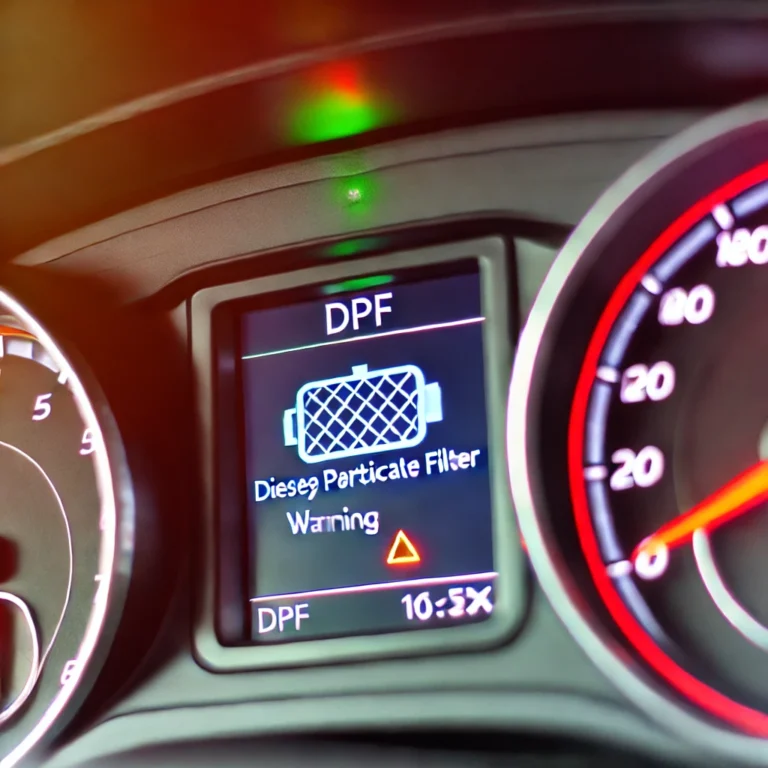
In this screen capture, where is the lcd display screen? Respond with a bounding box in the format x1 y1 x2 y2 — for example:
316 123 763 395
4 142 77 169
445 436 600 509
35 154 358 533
239 269 497 643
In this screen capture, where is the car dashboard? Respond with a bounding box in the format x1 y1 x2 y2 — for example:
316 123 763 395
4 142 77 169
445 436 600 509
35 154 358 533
4 3 768 766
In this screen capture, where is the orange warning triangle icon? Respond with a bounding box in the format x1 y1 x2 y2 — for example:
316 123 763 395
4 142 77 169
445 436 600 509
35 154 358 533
386 529 421 565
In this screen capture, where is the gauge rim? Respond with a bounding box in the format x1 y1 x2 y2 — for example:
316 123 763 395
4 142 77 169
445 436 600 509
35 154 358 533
507 97 768 762
0 289 134 768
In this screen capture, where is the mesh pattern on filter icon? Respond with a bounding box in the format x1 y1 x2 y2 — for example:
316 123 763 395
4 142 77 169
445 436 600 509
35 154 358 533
284 364 443 464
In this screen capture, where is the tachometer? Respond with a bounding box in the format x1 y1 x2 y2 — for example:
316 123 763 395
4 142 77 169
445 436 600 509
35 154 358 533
509 99 768 759
0 294 131 765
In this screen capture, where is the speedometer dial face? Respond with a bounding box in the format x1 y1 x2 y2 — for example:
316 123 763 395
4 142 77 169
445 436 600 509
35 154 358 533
0 293 130 765
571 162 768 734
509 100 768 754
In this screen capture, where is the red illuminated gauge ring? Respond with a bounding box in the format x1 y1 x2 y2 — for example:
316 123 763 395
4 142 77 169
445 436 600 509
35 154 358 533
569 159 768 735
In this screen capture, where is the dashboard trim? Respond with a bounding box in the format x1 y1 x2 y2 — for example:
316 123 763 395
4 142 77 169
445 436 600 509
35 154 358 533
45 690 694 768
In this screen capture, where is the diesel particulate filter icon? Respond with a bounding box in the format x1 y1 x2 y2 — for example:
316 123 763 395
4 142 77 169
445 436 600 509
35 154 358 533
283 364 443 464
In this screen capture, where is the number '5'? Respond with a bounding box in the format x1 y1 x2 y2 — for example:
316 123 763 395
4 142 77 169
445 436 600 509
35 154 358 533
32 393 52 421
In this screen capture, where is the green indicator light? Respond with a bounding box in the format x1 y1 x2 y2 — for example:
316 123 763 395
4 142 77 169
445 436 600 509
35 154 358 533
290 93 385 144
322 236 388 259
322 275 395 296
331 174 379 218
346 187 363 204
286 62 393 146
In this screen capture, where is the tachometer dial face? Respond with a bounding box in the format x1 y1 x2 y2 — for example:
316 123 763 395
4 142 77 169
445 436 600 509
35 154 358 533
509 100 768 755
0 297 131 765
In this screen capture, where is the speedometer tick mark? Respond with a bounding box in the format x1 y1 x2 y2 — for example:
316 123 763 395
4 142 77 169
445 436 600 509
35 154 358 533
583 465 608 481
607 560 633 578
596 366 619 384
641 274 662 295
712 203 734 230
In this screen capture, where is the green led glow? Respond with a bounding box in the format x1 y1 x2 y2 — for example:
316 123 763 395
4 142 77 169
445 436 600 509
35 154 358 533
322 236 388 258
321 275 395 296
331 174 379 218
288 91 388 144
286 62 393 145
346 187 363 203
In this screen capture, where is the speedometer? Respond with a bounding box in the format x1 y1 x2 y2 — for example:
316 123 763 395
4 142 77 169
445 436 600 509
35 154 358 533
0 292 131 765
571 162 768 733
509 99 768 759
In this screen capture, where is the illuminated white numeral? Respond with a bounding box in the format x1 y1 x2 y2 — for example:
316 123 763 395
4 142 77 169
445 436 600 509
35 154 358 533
610 446 664 491
32 393 52 421
401 591 434 621
716 226 768 267
93 573 108 606
635 541 669 580
80 428 95 455
684 284 716 324
620 362 675 403
413 591 433 620
658 288 685 325
447 587 466 618
60 659 80 686
658 284 714 326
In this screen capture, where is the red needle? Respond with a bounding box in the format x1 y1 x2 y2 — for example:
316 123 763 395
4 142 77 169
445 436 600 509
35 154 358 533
632 460 768 565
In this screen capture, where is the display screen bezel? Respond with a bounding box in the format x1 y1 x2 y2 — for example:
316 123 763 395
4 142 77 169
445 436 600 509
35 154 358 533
191 237 524 670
